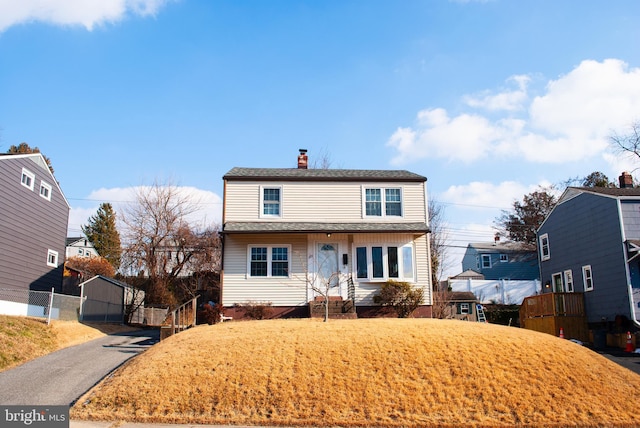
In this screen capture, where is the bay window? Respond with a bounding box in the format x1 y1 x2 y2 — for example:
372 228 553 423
355 244 415 281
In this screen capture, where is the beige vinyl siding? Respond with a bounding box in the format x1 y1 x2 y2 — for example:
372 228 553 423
224 181 427 223
222 234 309 306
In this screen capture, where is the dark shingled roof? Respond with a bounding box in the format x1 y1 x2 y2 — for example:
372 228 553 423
223 167 427 182
570 186 640 197
223 221 429 234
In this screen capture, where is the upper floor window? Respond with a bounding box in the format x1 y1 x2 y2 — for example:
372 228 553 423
364 187 402 217
582 265 593 291
355 244 414 281
248 245 290 277
21 168 35 191
261 187 281 217
500 254 508 262
39 181 52 201
481 254 491 269
47 249 59 267
539 234 550 261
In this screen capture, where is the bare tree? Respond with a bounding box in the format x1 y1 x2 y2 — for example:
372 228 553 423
297 251 344 322
610 121 640 165
120 181 221 306
431 289 453 319
429 198 452 289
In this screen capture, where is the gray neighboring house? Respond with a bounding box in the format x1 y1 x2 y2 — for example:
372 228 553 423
461 240 539 280
0 153 70 293
79 275 145 323
537 172 640 329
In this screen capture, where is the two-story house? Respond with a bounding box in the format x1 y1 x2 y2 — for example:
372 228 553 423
537 172 640 329
220 150 431 319
66 237 100 259
0 153 70 294
461 239 539 280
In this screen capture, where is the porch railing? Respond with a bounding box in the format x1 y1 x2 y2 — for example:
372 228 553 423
520 292 585 318
161 296 198 340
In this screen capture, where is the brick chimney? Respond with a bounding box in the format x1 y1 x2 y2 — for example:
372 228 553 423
297 149 308 169
619 171 633 188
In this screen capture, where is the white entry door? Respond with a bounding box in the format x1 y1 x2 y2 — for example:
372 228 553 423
317 243 340 296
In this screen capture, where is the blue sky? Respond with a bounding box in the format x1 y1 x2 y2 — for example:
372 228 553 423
1 0 639 278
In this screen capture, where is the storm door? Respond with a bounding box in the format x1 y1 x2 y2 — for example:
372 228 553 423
317 243 340 296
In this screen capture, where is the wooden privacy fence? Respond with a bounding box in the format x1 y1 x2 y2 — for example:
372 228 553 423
520 293 589 342
160 296 198 341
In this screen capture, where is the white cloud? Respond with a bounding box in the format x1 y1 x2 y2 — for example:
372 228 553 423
464 74 530 112
387 59 640 165
0 0 173 32
439 180 529 210
67 185 223 237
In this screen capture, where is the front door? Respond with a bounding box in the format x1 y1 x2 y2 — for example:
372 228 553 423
317 243 340 296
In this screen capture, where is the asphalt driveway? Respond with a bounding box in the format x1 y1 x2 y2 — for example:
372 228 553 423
0 328 159 406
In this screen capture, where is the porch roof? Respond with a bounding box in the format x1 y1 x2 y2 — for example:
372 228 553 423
222 221 429 234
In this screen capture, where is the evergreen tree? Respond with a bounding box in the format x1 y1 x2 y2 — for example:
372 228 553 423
82 203 122 270
6 142 54 173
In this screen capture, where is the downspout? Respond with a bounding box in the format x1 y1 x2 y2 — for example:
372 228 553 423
617 198 640 328
220 178 227 308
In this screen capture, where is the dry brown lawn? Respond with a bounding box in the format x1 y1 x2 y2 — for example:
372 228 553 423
72 318 640 427
0 315 138 372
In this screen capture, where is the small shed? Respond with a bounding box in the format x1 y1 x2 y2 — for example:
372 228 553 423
79 275 144 323
447 291 480 321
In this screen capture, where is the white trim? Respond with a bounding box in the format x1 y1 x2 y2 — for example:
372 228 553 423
21 168 35 191
481 254 492 269
582 265 593 291
259 185 282 218
246 244 291 278
362 186 404 218
354 243 415 282
539 233 550 261
552 272 563 292
47 249 59 267
39 180 52 201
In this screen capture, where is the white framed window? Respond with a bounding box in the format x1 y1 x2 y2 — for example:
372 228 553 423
21 168 35 191
363 187 403 217
564 269 574 293
459 303 470 315
539 234 550 261
47 249 59 267
481 254 492 269
500 254 508 262
582 265 593 291
247 245 290 277
260 186 282 218
355 244 414 281
39 181 52 201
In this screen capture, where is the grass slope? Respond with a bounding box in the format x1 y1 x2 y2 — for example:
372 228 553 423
0 315 136 372
72 319 640 428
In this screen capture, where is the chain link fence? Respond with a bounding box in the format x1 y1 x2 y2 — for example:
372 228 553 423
0 288 83 322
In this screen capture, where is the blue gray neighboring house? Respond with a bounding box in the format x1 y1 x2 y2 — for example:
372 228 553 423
537 172 640 329
461 240 539 280
0 153 70 293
